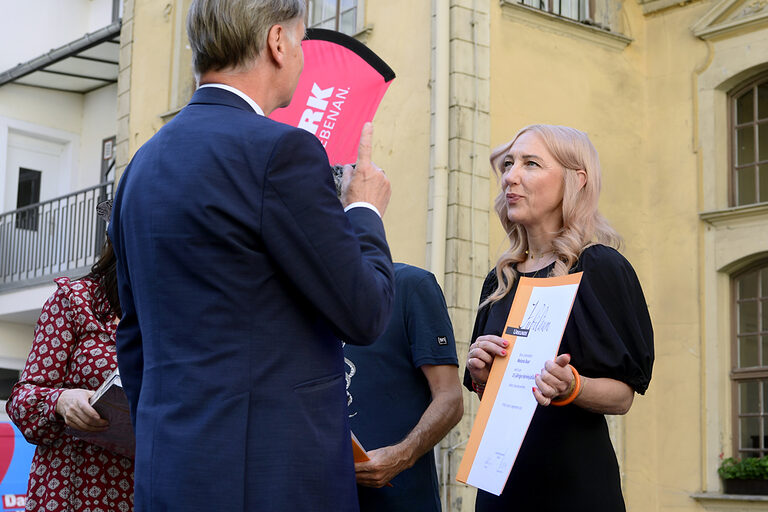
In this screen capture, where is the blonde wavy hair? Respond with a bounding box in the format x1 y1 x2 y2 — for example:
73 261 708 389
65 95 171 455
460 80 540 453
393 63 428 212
481 124 621 308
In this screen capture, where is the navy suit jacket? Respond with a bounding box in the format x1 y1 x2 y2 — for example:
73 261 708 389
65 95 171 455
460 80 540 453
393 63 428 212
108 87 394 511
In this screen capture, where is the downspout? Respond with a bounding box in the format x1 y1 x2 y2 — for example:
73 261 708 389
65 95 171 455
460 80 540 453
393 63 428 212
430 0 450 288
433 1 452 508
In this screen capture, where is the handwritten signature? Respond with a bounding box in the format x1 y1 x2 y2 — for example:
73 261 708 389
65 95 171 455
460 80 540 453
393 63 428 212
521 300 552 333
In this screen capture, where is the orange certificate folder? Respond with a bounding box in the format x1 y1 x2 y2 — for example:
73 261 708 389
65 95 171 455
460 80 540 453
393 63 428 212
351 431 370 463
456 273 582 495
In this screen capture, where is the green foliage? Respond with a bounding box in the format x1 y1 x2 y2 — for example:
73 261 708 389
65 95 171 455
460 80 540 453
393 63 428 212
719 456 768 480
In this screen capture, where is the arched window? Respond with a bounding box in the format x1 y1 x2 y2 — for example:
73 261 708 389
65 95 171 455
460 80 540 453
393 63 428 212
733 262 768 458
730 74 768 206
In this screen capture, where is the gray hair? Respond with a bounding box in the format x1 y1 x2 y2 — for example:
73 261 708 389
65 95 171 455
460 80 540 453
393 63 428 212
187 0 305 76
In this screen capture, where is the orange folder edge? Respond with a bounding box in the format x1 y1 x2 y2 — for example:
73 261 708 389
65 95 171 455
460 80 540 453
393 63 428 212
351 431 370 463
351 431 394 487
456 272 583 485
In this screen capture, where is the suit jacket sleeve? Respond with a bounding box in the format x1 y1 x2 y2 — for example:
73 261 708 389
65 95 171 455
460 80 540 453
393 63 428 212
260 129 394 345
108 198 144 423
114 272 143 422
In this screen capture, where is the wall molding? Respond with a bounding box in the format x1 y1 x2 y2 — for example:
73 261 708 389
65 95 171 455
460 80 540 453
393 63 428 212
692 0 768 39
636 0 697 15
500 0 632 50
700 202 768 226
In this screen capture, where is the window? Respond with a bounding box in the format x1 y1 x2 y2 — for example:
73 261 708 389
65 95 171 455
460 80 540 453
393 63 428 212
732 263 768 458
306 0 358 35
731 74 768 206
0 367 21 422
0 368 20 402
517 0 594 24
15 167 41 231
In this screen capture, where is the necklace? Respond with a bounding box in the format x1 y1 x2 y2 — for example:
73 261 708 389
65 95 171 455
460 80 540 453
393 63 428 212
518 253 557 277
525 249 554 260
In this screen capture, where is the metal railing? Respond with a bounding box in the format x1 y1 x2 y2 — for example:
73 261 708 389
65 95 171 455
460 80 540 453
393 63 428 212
0 182 113 290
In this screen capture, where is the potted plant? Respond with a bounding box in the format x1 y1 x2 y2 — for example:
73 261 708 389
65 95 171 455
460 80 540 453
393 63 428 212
718 456 768 495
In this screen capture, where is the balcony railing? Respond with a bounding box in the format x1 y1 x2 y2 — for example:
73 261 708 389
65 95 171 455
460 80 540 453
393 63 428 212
0 182 113 291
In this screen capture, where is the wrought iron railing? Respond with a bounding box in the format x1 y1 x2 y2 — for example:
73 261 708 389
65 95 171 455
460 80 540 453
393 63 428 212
0 182 113 290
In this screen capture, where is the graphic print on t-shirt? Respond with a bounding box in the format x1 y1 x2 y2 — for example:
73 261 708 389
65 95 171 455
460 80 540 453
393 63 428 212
341 341 358 417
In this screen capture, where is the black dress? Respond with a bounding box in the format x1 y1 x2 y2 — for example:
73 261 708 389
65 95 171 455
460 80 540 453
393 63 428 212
463 245 654 512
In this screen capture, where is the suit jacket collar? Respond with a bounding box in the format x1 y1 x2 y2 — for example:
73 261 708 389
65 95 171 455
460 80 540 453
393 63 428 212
187 86 257 113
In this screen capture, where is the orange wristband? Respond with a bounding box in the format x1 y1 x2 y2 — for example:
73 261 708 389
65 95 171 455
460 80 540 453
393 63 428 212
551 365 581 406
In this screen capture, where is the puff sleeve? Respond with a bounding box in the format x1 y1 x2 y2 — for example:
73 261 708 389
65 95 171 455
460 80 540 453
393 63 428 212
565 245 654 394
462 247 654 395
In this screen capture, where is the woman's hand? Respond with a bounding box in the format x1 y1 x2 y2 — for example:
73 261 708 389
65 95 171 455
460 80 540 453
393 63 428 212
466 335 509 387
55 389 109 432
533 353 574 406
532 354 637 413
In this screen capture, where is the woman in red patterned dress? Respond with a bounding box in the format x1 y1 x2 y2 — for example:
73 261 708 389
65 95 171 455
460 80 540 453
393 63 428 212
6 237 134 512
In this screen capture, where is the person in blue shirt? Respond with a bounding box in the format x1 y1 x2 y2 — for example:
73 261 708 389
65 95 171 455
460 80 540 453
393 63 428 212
343 263 464 512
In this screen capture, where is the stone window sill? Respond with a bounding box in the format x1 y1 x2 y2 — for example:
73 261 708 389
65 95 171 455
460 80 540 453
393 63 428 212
352 25 373 44
159 106 183 122
499 0 632 51
692 492 768 511
700 202 768 227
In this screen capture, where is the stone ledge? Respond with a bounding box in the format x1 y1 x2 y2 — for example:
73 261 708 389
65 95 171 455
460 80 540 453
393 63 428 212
352 25 373 45
636 0 697 15
499 0 632 51
699 202 768 226
159 106 183 122
692 492 768 511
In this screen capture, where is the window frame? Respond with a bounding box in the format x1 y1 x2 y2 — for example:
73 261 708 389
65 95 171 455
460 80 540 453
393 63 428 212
729 73 768 207
516 0 595 25
304 0 364 36
731 260 768 459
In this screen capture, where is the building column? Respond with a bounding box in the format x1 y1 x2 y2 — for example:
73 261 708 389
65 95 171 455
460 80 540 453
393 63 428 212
432 0 491 510
115 0 134 178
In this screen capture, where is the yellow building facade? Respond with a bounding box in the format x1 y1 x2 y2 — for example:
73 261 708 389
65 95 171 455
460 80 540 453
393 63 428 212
117 0 768 510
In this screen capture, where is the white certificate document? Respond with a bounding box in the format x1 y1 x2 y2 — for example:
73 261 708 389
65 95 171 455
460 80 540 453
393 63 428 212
457 273 582 496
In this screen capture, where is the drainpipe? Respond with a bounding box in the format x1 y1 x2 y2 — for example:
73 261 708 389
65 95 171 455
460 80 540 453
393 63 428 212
430 0 450 288
433 1 451 508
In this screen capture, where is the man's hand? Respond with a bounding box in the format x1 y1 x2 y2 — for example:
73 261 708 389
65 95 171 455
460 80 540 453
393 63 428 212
354 444 411 488
341 122 391 215
55 389 109 432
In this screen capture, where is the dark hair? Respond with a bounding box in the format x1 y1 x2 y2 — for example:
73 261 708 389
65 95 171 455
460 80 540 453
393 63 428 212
87 238 122 318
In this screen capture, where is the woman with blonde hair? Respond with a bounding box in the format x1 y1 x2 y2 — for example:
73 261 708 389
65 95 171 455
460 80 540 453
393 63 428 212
464 124 654 511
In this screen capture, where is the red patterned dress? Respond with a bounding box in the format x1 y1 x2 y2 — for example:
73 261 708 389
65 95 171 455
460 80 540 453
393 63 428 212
6 277 134 512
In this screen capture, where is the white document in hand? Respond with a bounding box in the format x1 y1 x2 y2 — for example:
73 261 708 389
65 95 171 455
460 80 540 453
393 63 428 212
456 273 582 495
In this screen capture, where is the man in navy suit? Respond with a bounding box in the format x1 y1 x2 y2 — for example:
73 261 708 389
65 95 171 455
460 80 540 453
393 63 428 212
108 1 394 510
